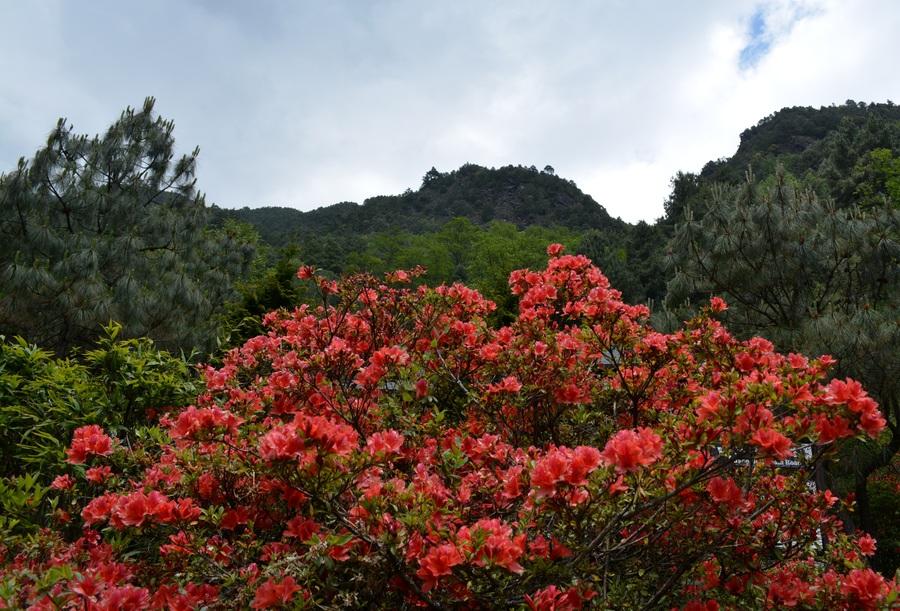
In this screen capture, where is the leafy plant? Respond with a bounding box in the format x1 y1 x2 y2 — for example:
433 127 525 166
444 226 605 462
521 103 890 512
1 249 895 609
0 325 197 478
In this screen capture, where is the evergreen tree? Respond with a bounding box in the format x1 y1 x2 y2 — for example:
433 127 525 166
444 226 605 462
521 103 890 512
666 169 900 560
817 111 900 207
0 98 253 354
662 171 702 224
578 222 667 305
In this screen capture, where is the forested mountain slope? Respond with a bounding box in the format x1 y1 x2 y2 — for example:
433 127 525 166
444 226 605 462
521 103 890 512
665 101 900 221
220 102 900 248
214 101 899 314
702 100 900 183
213 163 624 246
664 102 900 575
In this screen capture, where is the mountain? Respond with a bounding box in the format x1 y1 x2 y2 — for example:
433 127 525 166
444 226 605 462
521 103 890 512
700 100 900 183
212 163 624 247
215 101 899 312
665 100 900 222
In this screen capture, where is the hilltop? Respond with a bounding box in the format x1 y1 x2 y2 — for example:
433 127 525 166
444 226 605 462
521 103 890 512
702 100 900 183
665 100 900 221
213 163 624 247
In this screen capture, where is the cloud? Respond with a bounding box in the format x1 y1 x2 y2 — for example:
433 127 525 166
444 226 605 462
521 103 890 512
739 1 821 69
0 0 898 223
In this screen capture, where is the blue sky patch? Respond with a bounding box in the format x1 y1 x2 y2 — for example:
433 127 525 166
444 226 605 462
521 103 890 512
739 8 771 70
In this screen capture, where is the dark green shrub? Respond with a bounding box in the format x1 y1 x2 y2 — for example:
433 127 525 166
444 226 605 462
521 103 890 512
0 325 198 478
868 466 900 577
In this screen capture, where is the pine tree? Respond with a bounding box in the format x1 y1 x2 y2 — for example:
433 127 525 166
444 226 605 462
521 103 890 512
666 168 900 545
0 98 254 354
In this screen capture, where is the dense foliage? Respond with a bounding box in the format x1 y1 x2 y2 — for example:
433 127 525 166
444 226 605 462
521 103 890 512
698 102 900 188
577 221 669 305
0 327 198 547
0 98 255 354
223 219 585 335
666 101 900 224
1 248 896 609
666 169 900 573
213 164 623 247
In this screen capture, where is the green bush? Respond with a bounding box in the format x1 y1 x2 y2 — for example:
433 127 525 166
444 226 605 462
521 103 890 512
869 467 900 577
0 325 198 479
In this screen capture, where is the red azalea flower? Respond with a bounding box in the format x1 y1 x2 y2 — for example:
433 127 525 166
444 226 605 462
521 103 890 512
814 414 853 443
367 429 405 456
51 474 75 490
85 465 113 484
81 493 118 525
546 243 565 257
417 543 464 591
707 476 742 508
599 428 663 474
841 568 887 607
283 516 320 541
250 576 303 609
415 378 429 398
487 375 523 394
709 296 728 312
66 424 113 464
750 427 793 459
858 533 877 556
115 492 151 527
566 446 602 485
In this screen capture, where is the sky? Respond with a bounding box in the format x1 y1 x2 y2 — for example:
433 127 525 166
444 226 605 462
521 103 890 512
1 1 898 223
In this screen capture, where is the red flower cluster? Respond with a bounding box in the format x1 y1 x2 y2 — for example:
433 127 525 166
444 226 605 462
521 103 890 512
599 428 663 474
842 569 889 607
525 584 595 610
259 413 359 463
825 378 886 437
457 518 527 574
51 474 75 490
706 476 742 508
251 576 305 609
486 375 523 394
531 446 603 501
65 424 113 464
85 465 113 484
750 427 793 460
366 429 404 456
416 543 464 591
168 405 244 440
82 490 200 528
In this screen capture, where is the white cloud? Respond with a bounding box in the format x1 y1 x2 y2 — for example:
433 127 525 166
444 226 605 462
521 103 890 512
0 0 898 223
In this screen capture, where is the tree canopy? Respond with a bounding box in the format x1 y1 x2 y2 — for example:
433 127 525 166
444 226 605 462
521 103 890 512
212 163 624 247
0 98 254 354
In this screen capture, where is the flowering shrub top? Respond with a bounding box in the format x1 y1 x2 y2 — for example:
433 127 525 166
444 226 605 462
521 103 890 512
2 246 896 609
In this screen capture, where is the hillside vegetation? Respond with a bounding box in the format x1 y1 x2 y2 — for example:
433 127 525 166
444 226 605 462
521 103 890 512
213 163 623 246
0 99 898 601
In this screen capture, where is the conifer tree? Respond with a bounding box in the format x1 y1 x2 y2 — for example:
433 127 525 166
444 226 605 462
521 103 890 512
666 169 900 544
0 98 253 353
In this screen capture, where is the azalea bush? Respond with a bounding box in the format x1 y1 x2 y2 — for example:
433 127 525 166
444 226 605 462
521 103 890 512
1 246 897 609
